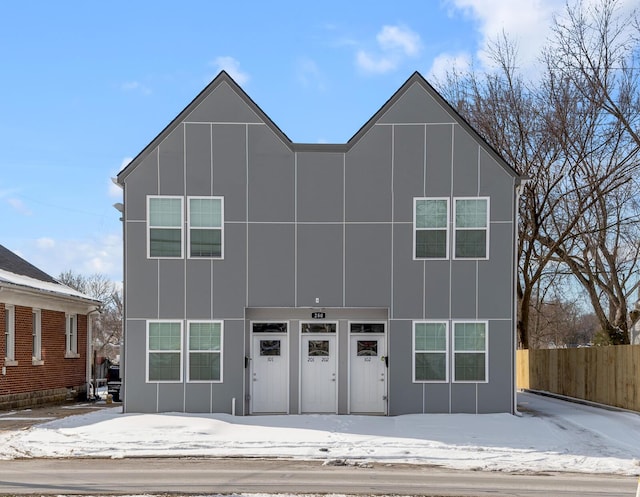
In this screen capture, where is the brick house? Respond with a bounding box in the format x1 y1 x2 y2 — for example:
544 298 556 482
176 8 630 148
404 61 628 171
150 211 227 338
0 245 101 409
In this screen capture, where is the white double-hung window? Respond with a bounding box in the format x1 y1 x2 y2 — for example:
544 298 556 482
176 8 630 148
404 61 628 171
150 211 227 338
32 309 42 363
188 321 223 382
414 198 449 259
413 321 448 382
147 321 182 382
65 314 78 358
148 196 183 258
454 198 489 259
188 197 223 258
4 305 15 364
453 321 488 382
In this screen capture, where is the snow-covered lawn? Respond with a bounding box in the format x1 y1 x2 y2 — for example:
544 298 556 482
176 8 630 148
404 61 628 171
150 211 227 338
1 392 639 475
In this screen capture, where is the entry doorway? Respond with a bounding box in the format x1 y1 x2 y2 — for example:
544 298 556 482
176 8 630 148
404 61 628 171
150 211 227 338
250 322 289 414
349 322 387 414
300 322 338 413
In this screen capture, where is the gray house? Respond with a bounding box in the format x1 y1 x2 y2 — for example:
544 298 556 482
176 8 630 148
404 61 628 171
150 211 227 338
116 71 524 415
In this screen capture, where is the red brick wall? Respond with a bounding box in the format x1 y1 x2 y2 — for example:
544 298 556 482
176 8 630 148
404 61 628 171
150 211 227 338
0 303 88 396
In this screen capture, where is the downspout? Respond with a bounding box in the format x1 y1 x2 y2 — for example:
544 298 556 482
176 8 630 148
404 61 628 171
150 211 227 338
86 308 101 401
513 177 531 415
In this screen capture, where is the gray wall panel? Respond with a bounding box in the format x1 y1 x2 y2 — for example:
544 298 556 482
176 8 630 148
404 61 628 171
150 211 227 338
297 224 343 307
185 384 213 412
211 319 245 414
478 320 513 413
480 150 514 221
125 223 158 319
248 224 295 307
345 126 392 222
425 125 452 196
379 83 454 125
345 224 391 307
158 125 185 195
450 383 477 413
123 320 158 413
186 82 262 123
394 125 425 222
158 261 185 319
185 123 212 196
297 152 343 223
424 261 451 319
126 149 158 221
157 383 186 412
186 260 213 319
452 125 479 196
478 224 513 319
424 384 451 413
450 261 478 319
213 223 246 318
248 126 294 222
213 124 246 222
393 224 424 318
387 320 422 415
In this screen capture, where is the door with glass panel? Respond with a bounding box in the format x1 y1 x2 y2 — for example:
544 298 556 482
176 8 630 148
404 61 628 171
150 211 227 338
251 322 288 414
300 322 337 413
349 322 387 414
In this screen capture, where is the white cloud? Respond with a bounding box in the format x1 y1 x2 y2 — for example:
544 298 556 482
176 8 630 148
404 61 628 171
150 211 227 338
445 0 564 69
296 58 326 91
211 56 250 85
26 235 122 282
427 52 472 82
121 81 152 95
356 24 423 75
6 197 32 216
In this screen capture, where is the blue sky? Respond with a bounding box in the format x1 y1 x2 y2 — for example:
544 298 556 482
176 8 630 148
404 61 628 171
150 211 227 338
1 0 611 282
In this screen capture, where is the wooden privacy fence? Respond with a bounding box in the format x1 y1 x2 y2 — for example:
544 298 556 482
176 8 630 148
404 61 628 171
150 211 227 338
516 345 640 412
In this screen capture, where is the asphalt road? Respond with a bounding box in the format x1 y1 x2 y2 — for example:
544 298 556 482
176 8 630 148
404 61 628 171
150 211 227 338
0 457 636 496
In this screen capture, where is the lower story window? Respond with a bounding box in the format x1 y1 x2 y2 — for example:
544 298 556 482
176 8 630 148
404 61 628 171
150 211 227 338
147 321 182 382
188 321 223 382
413 321 448 382
453 321 488 382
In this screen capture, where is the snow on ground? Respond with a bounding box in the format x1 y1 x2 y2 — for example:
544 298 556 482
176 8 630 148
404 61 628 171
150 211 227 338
1 392 639 475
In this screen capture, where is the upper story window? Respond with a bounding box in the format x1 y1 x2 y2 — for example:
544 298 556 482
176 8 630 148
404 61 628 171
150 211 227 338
454 198 489 259
148 196 183 258
414 198 449 259
188 197 223 259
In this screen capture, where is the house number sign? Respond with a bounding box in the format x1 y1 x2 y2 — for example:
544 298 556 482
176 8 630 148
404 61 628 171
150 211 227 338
311 312 326 319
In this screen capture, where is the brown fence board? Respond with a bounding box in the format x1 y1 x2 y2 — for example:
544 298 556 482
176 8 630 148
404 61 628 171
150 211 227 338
516 345 640 412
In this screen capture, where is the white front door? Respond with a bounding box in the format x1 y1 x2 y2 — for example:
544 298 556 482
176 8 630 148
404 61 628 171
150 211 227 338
251 323 289 414
300 322 337 413
349 323 387 414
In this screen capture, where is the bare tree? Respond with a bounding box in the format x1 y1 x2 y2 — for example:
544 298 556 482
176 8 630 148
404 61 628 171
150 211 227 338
58 270 123 360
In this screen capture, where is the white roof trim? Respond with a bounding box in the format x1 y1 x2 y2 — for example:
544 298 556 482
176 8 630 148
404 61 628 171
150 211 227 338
0 268 99 304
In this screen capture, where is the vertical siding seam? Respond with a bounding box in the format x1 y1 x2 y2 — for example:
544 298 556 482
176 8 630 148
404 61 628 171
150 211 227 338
210 124 215 319
294 152 298 307
183 123 187 413
391 125 394 321
449 124 454 415
245 124 249 309
343 153 346 307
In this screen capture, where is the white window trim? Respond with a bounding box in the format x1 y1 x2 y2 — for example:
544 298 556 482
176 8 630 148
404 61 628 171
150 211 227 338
413 197 450 260
147 195 184 259
65 314 79 358
187 196 224 260
32 309 43 365
146 320 183 383
187 320 224 383
452 197 490 260
452 320 489 384
412 320 449 383
4 304 17 366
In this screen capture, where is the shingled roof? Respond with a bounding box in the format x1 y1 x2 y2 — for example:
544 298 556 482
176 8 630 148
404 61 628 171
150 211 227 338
0 244 58 283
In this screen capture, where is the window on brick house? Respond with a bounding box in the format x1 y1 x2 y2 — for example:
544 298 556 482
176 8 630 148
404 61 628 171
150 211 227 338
32 309 42 363
65 314 78 358
4 305 16 364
